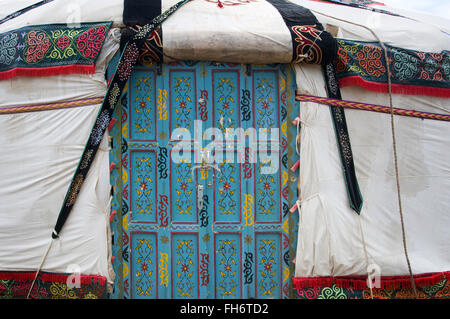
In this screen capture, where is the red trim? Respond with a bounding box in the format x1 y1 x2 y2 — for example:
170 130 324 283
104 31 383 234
293 271 450 290
0 64 96 81
339 76 450 98
0 271 107 285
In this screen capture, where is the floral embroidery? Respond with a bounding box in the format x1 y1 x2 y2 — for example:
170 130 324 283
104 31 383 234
0 23 111 80
336 39 450 97
23 30 52 63
0 33 18 65
75 26 107 59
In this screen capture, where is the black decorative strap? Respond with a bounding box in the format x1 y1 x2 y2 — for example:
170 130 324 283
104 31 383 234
323 62 363 214
0 0 54 25
265 0 337 65
52 0 192 239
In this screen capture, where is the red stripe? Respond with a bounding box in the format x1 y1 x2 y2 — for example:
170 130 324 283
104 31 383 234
339 76 450 98
0 64 96 81
293 271 450 290
0 271 107 285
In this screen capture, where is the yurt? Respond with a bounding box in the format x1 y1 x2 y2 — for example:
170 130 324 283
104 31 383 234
0 0 448 300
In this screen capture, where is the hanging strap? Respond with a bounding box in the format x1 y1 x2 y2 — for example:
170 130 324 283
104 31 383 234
323 62 363 214
52 0 192 239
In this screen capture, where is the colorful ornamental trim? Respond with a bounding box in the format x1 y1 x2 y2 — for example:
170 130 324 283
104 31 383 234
293 271 450 291
0 22 112 81
296 94 450 122
336 39 450 98
0 97 103 115
0 271 107 299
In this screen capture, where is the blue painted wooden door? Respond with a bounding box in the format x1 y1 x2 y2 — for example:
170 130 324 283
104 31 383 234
118 61 292 299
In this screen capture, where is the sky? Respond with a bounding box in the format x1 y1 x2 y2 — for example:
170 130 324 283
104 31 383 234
381 0 450 20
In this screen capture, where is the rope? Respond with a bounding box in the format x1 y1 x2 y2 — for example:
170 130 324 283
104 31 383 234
0 97 103 115
311 8 419 298
26 237 54 299
295 94 450 122
357 217 373 299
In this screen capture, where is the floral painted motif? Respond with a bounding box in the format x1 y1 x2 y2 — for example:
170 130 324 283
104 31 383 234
217 163 238 217
174 76 194 131
257 239 277 297
134 156 154 217
133 76 155 136
175 239 196 298
255 77 276 130
215 77 237 133
174 161 194 216
134 239 155 297
217 239 239 297
256 163 276 217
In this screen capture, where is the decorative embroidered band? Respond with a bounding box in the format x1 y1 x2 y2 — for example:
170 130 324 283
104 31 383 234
0 22 112 81
323 62 363 215
336 39 450 98
0 271 107 299
293 271 450 290
258 0 337 65
296 94 450 122
0 97 103 115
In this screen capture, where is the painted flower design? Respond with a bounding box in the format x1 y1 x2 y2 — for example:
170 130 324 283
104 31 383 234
181 263 190 273
0 32 18 65
141 263 148 272
224 263 232 273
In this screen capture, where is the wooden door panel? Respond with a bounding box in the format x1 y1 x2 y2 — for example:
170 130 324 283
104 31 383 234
113 61 293 299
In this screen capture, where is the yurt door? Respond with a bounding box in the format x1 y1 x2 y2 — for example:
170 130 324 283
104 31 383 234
113 61 292 299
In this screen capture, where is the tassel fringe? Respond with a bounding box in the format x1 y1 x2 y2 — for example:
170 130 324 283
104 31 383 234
339 76 450 98
0 64 96 81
